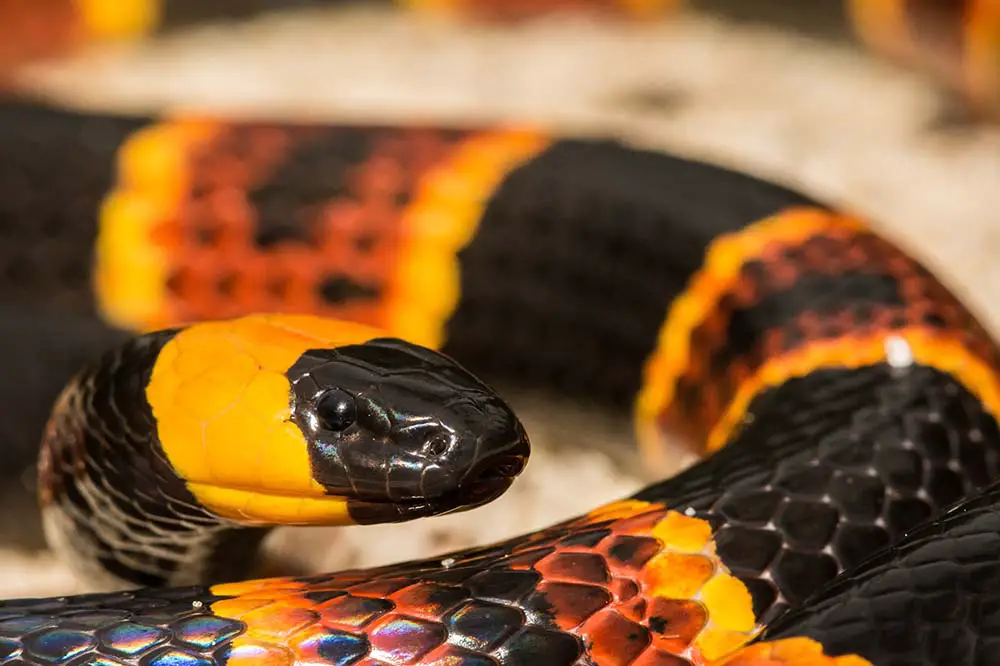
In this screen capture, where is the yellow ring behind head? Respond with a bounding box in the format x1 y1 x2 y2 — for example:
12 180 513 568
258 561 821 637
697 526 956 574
146 314 385 526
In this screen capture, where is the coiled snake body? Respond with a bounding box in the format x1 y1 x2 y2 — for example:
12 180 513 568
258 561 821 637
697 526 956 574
1 2 1000 665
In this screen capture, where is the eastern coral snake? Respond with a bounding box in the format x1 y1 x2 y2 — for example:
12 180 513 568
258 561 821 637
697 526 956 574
0 2 998 665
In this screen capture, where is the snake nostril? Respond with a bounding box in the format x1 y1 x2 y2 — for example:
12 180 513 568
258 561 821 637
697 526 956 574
426 435 450 457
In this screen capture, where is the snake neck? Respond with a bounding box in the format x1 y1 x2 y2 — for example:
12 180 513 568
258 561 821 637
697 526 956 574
37 328 270 591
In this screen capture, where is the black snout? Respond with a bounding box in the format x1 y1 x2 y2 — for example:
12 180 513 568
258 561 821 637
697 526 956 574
287 337 532 526
457 421 530 507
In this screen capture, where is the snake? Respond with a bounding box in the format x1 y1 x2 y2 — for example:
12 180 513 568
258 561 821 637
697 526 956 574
1 1 1000 665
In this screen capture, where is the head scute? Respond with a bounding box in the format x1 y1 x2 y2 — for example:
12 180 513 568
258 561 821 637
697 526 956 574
286 336 530 524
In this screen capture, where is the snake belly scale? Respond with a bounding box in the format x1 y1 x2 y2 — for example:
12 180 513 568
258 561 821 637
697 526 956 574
2 2 1000 666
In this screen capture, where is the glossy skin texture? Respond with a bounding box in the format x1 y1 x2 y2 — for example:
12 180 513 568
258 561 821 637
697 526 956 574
286 337 530 523
20 210 1000 665
2 2 1000 666
759 484 1000 664
37 316 529 589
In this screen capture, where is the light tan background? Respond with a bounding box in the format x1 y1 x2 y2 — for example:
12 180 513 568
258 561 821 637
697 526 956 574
3 4 1000 598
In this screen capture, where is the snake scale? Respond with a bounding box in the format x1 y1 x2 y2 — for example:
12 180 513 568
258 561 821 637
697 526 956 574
1 1 1000 665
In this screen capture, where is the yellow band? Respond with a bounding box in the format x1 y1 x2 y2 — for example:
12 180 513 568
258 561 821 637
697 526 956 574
146 314 385 525
94 119 222 333
385 129 551 349
633 208 862 466
702 327 1000 454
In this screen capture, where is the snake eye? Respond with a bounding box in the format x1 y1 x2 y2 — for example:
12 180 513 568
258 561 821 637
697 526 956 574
316 388 357 432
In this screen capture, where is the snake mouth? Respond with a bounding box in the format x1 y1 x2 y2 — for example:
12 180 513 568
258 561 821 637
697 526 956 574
188 450 527 526
460 454 526 505
346 453 527 525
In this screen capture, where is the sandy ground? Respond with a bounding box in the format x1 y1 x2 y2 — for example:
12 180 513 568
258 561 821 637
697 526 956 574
3 5 1000 598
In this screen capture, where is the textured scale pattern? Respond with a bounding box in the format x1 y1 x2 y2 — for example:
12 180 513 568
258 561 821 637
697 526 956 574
93 125 823 408
0 504 752 666
635 210 1000 455
672 226 1000 428
38 329 269 590
14 128 1000 664
2 2 1000 664
444 140 820 408
0 587 241 666
635 363 1000 625
761 483 1000 664
166 503 757 666
102 121 478 329
10 363 1000 666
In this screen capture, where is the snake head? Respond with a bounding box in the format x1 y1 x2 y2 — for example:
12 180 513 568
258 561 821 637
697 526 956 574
288 337 530 524
131 315 529 529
